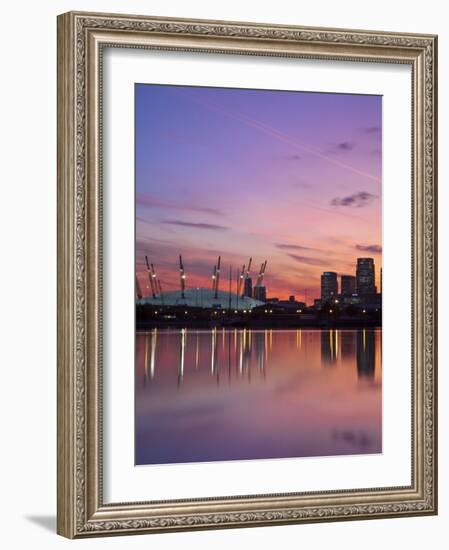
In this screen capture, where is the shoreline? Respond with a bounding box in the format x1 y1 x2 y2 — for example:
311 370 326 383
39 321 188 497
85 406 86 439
136 318 381 331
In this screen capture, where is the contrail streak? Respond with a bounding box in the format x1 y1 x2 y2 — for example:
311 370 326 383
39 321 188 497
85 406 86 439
179 88 381 184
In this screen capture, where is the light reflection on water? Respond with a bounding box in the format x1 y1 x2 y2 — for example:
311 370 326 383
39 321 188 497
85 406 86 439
135 329 382 465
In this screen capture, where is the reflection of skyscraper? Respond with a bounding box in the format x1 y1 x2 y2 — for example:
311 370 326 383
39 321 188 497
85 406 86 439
321 272 338 304
356 329 375 378
341 275 356 296
340 331 356 360
356 258 376 295
321 330 337 364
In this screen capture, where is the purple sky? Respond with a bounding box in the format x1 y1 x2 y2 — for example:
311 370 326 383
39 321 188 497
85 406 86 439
135 84 382 302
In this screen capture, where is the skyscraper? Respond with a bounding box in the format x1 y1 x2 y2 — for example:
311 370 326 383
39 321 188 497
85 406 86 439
356 258 376 295
341 275 356 296
321 272 338 304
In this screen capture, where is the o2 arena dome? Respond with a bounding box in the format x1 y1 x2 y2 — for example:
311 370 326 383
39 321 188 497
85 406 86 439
137 288 263 311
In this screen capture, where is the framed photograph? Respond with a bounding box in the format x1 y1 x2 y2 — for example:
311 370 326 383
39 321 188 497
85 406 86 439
57 11 438 538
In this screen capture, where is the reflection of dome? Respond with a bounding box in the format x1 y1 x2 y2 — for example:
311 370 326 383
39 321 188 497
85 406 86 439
137 288 263 310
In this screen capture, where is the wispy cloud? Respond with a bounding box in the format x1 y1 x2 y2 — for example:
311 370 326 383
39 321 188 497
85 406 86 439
335 141 355 151
287 254 325 266
331 191 377 208
162 220 228 231
137 193 223 216
276 243 318 252
355 244 382 254
362 126 381 134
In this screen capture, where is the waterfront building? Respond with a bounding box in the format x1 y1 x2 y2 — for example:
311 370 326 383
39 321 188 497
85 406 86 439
341 274 356 296
321 271 338 304
356 258 376 295
137 288 263 310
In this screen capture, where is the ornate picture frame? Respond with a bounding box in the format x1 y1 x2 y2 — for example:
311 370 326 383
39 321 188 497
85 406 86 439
57 11 437 538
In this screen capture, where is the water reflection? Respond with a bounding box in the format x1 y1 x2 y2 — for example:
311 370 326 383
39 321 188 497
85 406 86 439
321 329 338 365
178 328 186 386
341 330 356 360
356 329 375 378
150 329 156 379
142 329 378 384
135 329 382 465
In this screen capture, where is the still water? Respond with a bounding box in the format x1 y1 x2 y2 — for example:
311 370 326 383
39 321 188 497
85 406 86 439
135 329 382 465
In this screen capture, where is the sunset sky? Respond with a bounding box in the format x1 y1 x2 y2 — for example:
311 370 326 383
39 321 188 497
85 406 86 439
135 84 382 302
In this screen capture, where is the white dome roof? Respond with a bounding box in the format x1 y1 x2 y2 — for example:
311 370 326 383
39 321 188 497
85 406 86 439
137 288 263 310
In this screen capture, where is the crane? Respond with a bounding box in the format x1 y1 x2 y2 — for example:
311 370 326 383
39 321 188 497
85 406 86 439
145 255 156 298
150 262 158 297
255 260 267 287
246 257 252 279
179 255 186 299
242 257 252 298
211 264 217 290
237 263 245 297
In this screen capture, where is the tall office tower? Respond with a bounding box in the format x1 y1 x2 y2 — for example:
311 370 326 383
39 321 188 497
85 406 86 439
341 274 356 296
356 258 376 295
321 271 338 304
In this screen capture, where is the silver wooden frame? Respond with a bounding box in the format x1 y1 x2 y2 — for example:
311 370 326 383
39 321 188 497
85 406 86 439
57 11 438 538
